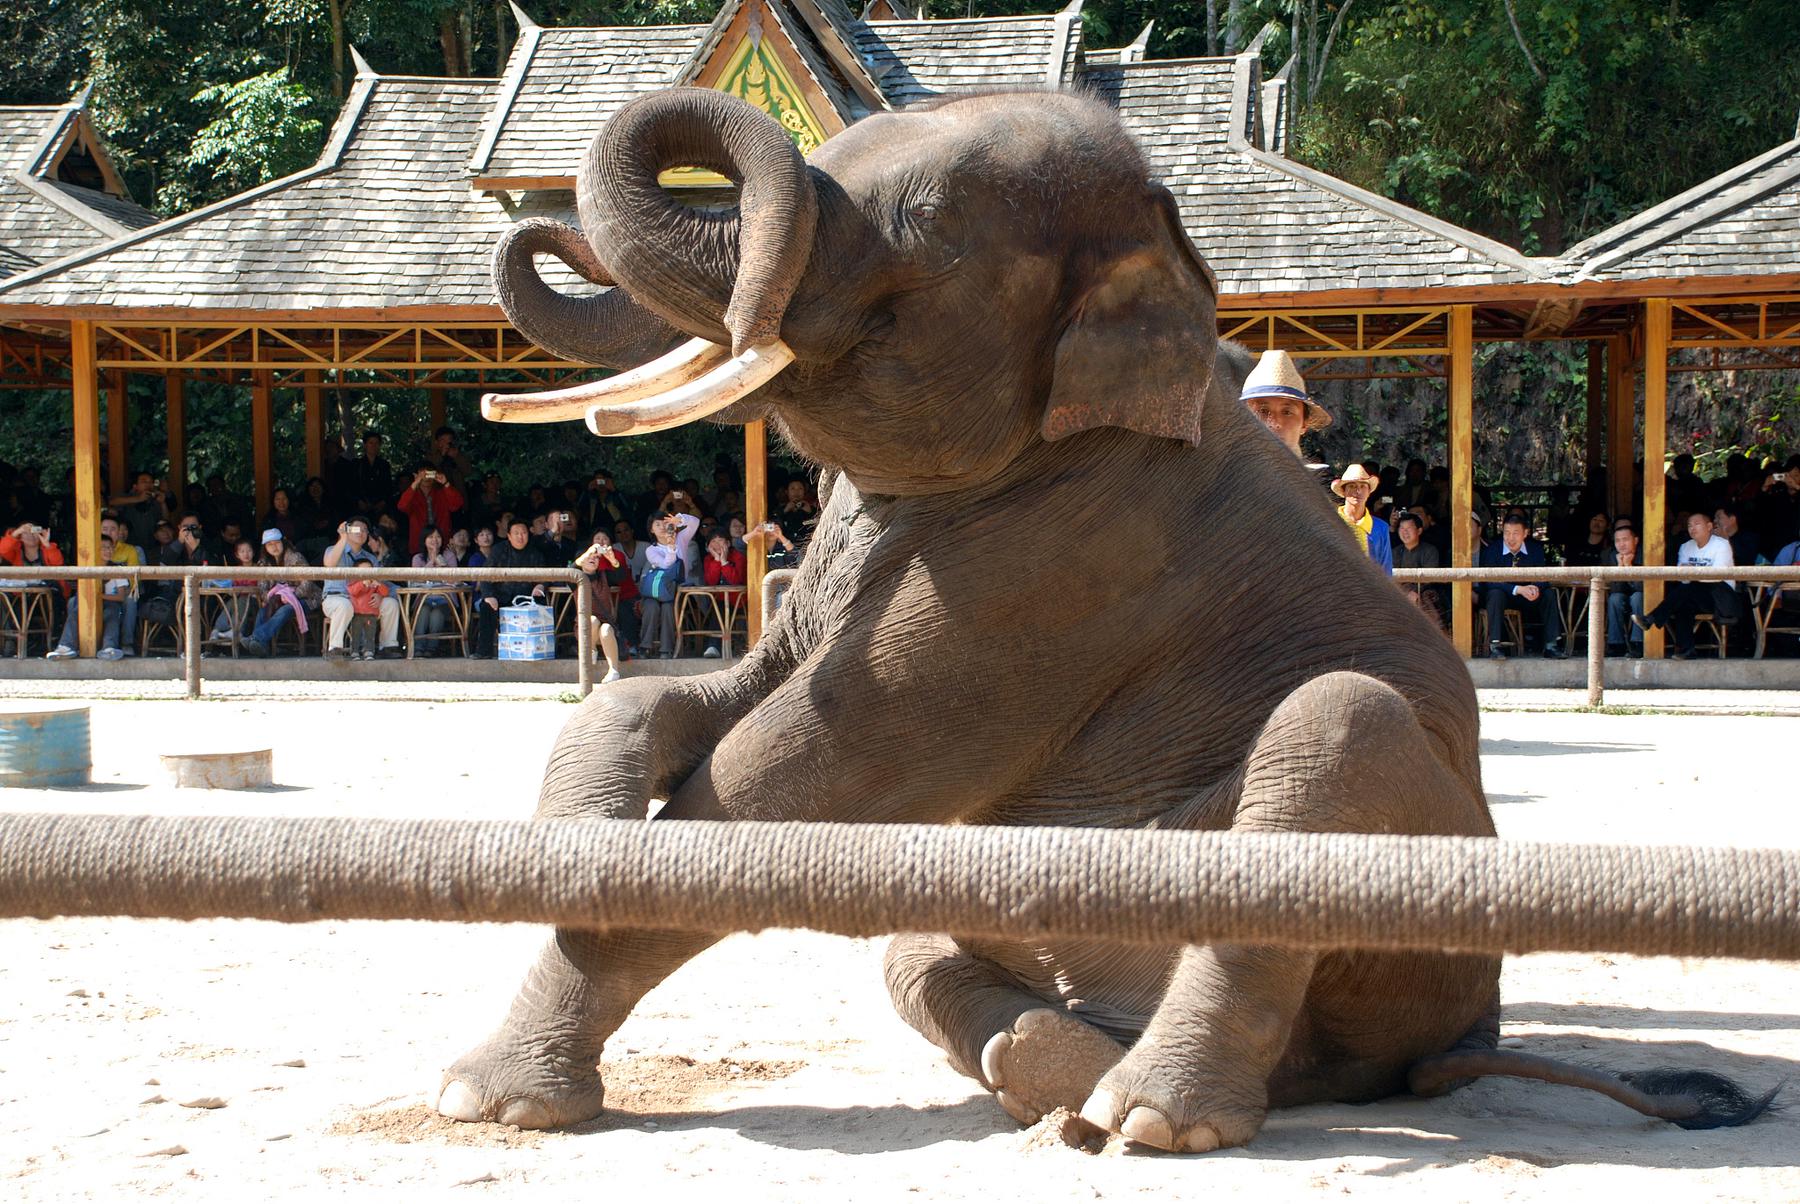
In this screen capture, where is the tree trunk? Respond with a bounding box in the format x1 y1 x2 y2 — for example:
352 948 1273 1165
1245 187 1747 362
439 8 471 78
494 0 510 72
329 0 347 100
1223 0 1245 53
1206 0 1218 55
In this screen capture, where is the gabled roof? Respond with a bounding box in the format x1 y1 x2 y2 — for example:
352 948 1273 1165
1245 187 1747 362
0 95 159 279
1560 124 1800 285
0 73 583 312
1084 56 1544 297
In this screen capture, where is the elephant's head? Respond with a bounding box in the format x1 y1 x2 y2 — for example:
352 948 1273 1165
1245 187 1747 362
486 88 1228 496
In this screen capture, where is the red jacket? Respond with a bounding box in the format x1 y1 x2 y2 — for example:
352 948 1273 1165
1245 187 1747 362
702 547 747 607
396 483 465 555
0 532 68 596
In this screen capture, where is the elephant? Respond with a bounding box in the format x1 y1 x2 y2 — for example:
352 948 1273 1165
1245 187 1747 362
439 87 1773 1149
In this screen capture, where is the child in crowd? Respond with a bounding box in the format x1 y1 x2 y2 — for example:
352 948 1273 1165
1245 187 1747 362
345 577 388 661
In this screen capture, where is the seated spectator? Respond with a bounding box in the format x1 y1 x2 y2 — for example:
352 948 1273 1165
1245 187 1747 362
573 536 625 683
776 479 817 553
1332 465 1392 575
1637 511 1739 659
637 510 698 659
608 519 642 653
700 530 747 658
397 466 464 556
1604 522 1646 659
242 528 316 657
728 514 748 553
44 533 129 660
150 517 176 557
1478 513 1565 659
1392 511 1443 629
746 518 798 569
467 525 495 567
99 513 142 654
448 527 471 564
322 517 401 659
261 487 300 545
344 577 388 660
3 520 64 579
207 539 259 643
411 525 458 655
471 517 550 659
1563 510 1611 567
538 507 579 564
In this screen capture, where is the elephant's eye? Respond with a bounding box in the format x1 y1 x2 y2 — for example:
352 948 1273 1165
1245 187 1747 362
910 203 941 222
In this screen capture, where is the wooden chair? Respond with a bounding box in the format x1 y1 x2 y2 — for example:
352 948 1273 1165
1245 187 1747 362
0 585 57 658
1476 609 1526 656
674 586 742 657
1561 586 1591 651
1754 585 1800 659
268 605 321 657
1688 612 1728 657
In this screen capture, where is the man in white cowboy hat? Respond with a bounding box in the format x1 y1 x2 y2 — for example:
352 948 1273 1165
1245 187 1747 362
1332 463 1393 575
1241 349 1333 481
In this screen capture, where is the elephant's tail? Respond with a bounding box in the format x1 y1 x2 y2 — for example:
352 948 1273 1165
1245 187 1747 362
1407 1049 1780 1130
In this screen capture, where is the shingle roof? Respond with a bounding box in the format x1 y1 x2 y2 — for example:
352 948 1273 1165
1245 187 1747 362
1 102 158 278
0 76 588 310
1560 132 1800 284
1084 57 1543 296
854 15 1067 105
477 25 707 179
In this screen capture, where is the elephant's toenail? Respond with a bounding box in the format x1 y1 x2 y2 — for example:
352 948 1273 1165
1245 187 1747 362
1182 1122 1223 1153
980 1031 1013 1089
995 1089 1039 1125
1120 1105 1175 1149
1077 1089 1118 1133
497 1097 554 1129
436 1080 483 1123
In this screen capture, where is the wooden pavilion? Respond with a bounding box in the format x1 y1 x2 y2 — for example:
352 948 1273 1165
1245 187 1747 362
2 1 1796 660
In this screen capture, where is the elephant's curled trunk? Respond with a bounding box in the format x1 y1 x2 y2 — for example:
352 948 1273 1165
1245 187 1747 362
490 218 684 369
579 88 818 355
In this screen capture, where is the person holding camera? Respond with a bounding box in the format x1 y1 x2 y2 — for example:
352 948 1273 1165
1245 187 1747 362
637 508 698 659
538 508 579 564
573 535 625 683
1 521 64 581
744 519 798 569
321 517 402 659
396 465 464 557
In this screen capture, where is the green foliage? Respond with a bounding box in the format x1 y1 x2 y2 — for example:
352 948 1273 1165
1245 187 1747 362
158 68 322 212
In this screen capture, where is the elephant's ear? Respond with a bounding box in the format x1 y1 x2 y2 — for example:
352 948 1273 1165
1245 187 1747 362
1040 185 1219 446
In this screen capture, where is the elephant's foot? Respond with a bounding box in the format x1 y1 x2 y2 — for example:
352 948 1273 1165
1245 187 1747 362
1075 1035 1269 1153
437 1032 607 1129
979 1008 1125 1126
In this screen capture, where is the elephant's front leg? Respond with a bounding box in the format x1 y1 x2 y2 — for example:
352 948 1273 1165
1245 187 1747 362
1076 671 1498 1152
437 672 773 1128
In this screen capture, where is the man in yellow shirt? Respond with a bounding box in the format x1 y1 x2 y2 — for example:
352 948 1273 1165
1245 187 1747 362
1331 465 1393 575
99 512 141 654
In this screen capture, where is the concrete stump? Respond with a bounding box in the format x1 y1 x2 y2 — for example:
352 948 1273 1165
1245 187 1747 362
0 706 91 788
160 749 274 790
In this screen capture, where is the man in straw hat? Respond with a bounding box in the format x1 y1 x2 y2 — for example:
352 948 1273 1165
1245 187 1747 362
1241 350 1333 484
1331 464 1393 575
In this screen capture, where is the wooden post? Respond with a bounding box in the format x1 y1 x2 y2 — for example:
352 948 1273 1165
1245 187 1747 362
252 370 274 520
70 321 102 657
1448 305 1474 658
744 419 768 649
1642 299 1670 659
1584 340 1604 497
105 367 128 498
429 391 447 435
164 373 186 497
304 371 324 479
1606 335 1636 524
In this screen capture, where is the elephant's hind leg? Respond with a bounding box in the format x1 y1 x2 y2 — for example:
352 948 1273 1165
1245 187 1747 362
884 935 1125 1124
1078 671 1497 1153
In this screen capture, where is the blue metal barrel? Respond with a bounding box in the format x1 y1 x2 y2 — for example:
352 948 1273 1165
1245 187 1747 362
0 707 92 788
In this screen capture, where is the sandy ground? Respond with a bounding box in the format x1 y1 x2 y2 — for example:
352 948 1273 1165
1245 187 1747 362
1 698 1797 1202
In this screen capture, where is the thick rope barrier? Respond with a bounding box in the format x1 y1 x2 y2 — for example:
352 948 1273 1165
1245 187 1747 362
1 815 1796 960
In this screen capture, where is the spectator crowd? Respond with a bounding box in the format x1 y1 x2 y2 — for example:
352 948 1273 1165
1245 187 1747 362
0 427 818 667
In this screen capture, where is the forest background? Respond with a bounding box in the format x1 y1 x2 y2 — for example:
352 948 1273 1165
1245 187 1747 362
2 0 1798 497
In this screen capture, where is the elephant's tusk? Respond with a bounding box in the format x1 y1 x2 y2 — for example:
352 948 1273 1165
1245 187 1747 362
586 340 793 437
479 336 732 423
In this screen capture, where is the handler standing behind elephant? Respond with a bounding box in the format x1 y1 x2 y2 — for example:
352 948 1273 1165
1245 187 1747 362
1240 350 1333 488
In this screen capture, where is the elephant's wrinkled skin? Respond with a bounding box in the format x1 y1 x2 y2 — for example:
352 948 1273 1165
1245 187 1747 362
439 89 1745 1150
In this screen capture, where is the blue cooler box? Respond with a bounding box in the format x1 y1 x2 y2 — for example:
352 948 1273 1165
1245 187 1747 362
498 597 555 661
